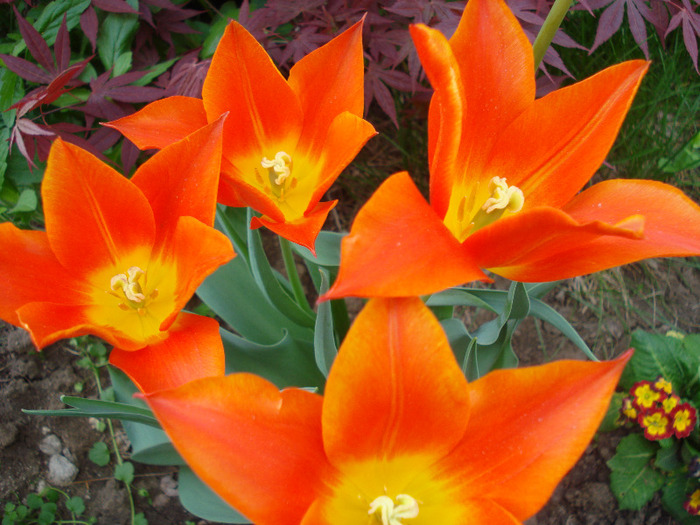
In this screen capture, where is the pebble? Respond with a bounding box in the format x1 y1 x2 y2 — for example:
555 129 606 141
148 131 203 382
160 475 178 497
39 434 62 456
47 454 78 486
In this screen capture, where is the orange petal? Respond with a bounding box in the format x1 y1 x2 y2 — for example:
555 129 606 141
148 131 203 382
163 216 235 329
409 24 464 219
561 178 700 259
323 298 470 465
322 173 487 300
491 61 649 208
439 351 631 520
306 112 377 213
463 206 647 282
142 374 329 525
43 138 155 274
105 96 208 150
109 312 224 393
446 0 534 183
131 117 225 245
288 18 365 153
251 199 336 254
0 224 86 329
203 21 303 162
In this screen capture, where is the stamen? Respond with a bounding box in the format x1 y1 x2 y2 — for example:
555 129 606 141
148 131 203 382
368 494 419 525
261 151 293 186
481 176 524 214
110 266 155 309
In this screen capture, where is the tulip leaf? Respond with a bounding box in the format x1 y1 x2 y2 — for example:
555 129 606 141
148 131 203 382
23 396 160 428
109 367 184 466
222 328 325 389
246 208 315 327
198 256 314 345
466 319 519 380
608 433 664 510
440 318 470 367
178 466 251 524
216 206 249 261
314 269 338 377
292 231 343 268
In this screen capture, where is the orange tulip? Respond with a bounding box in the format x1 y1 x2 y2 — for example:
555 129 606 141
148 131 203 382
323 0 700 299
143 297 629 524
108 20 376 252
0 120 234 366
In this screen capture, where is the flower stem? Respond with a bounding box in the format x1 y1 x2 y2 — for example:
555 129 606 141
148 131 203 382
532 0 573 70
279 236 311 310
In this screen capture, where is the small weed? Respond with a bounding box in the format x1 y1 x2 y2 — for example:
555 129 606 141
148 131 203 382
2 486 95 525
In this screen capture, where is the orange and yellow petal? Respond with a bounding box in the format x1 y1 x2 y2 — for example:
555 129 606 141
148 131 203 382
203 21 303 163
251 200 336 254
163 216 235 327
439 351 631 521
323 298 471 466
131 117 225 245
142 374 329 525
490 61 648 209
462 206 644 282
322 173 487 300
109 312 225 393
105 96 209 150
43 138 155 275
288 19 366 151
0 224 87 328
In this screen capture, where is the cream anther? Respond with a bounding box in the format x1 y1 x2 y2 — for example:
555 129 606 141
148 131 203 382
481 176 524 214
261 151 292 185
110 266 147 305
368 494 419 525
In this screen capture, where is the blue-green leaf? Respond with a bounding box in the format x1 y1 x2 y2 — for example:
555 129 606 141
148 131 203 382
178 466 251 524
314 270 337 377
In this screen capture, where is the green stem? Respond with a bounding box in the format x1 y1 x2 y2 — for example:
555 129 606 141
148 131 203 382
532 0 573 70
279 236 311 310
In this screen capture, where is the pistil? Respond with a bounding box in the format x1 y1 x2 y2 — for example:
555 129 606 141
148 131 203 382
261 151 293 185
110 266 157 311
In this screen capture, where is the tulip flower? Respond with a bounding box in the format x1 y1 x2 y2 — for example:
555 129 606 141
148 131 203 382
142 297 630 524
0 120 235 360
323 0 700 299
107 19 376 252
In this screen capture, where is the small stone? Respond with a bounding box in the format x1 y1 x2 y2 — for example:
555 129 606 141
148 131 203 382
39 434 62 456
0 422 18 449
153 493 170 508
160 475 178 497
47 454 78 486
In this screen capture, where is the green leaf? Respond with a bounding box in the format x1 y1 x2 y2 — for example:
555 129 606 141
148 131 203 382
132 59 177 86
200 3 240 58
26 494 42 510
314 270 337 377
620 330 694 392
440 318 471 367
24 396 160 428
33 0 90 47
598 392 624 432
466 319 519 380
114 461 134 485
9 189 37 213
88 441 110 467
198 256 313 345
661 474 700 525
97 13 139 71
222 328 325 389
178 466 251 524
655 440 683 472
292 231 343 268
246 209 315 327
608 433 664 509
113 51 133 77
133 513 148 525
65 496 85 516
109 367 184 466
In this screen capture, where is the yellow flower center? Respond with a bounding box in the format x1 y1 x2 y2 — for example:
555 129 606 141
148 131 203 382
449 176 524 241
368 494 419 525
109 266 158 312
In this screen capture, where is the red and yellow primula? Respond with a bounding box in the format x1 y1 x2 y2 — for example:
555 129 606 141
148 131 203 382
0 121 234 389
323 0 700 299
108 19 376 252
142 297 630 525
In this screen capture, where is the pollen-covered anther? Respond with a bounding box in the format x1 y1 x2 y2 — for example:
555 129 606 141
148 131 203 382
110 266 155 309
368 494 419 525
261 151 293 185
482 176 524 214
